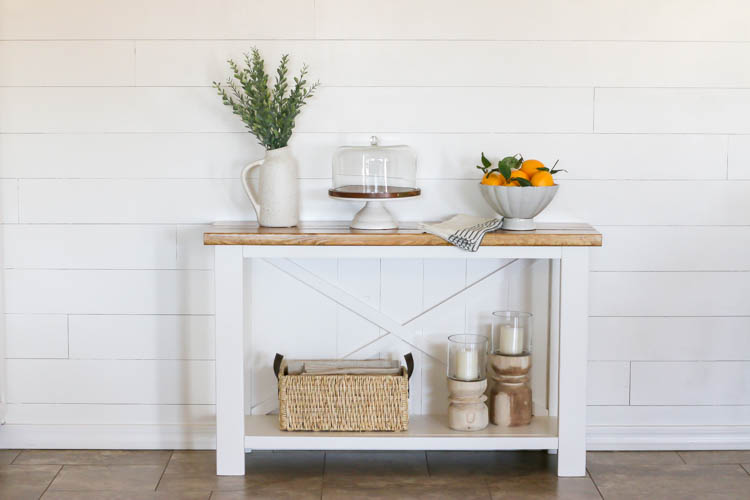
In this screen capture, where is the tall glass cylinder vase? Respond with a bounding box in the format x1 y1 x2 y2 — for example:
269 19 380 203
489 311 533 427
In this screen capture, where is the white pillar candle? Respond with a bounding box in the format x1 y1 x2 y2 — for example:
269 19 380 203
498 326 525 355
454 348 480 380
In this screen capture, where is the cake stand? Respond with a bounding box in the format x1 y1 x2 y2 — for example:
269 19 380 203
328 185 421 230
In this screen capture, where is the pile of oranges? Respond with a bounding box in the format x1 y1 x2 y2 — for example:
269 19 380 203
477 153 562 187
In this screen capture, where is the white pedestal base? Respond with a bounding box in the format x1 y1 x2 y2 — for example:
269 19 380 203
351 201 398 230
501 218 536 231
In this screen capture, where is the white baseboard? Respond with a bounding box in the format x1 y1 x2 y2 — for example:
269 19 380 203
1 423 749 451
0 424 215 450
587 426 750 450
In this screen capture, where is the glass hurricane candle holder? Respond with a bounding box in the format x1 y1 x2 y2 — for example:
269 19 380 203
447 334 488 382
491 311 532 356
446 334 489 431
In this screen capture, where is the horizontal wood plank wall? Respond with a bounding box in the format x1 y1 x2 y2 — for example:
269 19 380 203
1 0 749 446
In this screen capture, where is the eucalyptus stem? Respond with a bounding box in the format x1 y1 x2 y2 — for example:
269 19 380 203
213 47 319 150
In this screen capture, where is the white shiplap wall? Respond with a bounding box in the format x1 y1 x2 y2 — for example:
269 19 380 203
1 0 750 449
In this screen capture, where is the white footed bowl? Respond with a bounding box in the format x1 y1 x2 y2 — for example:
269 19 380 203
479 184 559 230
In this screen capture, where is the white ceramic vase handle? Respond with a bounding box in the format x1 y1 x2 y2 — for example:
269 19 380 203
241 159 264 217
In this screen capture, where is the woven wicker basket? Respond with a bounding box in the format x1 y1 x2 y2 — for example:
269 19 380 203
274 353 413 432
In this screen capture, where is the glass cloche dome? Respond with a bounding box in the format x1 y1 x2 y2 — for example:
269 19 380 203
328 136 420 229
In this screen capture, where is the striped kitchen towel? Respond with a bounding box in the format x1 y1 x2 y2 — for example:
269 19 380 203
421 215 503 252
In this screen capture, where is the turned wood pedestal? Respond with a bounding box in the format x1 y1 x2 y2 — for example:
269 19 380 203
447 378 489 431
489 354 532 427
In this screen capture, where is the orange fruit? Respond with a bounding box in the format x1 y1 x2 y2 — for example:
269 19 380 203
510 170 529 180
506 169 529 186
480 172 505 186
520 159 545 178
531 170 555 187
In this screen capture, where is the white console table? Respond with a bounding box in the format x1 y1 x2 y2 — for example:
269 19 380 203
204 222 601 477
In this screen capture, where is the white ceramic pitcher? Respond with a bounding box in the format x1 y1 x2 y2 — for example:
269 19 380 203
241 147 299 227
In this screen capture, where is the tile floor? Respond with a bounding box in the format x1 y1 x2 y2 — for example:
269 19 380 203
0 448 749 499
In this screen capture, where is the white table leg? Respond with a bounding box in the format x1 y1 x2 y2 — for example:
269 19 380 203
215 246 245 475
547 259 561 456
556 247 589 477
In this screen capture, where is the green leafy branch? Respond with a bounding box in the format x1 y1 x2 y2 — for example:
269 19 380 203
213 47 319 150
476 152 494 179
477 153 524 180
496 154 523 181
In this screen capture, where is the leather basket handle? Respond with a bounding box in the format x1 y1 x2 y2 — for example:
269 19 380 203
404 352 414 380
273 353 284 379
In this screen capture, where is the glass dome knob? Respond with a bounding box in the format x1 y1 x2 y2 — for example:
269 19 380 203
369 135 379 146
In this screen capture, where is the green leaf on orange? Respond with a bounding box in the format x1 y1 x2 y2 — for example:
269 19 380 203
514 177 532 187
497 156 518 180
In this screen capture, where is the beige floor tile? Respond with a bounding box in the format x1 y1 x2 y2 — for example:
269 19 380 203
155 473 254 492
587 451 683 466
325 451 428 479
0 464 61 500
323 476 490 500
588 463 750 500
488 471 601 499
158 451 323 491
165 450 217 468
245 450 324 479
169 450 219 464
48 465 166 491
14 449 173 466
42 492 209 500
13 448 750 500
157 450 254 492
0 449 20 464
164 450 316 472
159 450 235 476
209 477 322 499
158 475 321 495
678 450 750 465
427 451 554 477
434 454 601 500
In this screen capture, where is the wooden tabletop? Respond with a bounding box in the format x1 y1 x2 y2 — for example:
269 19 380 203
204 222 602 247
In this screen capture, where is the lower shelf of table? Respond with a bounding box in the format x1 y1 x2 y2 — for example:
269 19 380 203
244 415 558 451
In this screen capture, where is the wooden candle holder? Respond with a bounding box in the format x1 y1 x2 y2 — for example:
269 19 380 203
489 354 532 427
447 378 488 431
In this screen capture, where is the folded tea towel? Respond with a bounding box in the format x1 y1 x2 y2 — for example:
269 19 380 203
421 215 503 252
